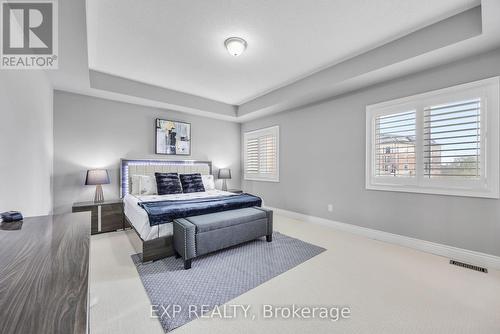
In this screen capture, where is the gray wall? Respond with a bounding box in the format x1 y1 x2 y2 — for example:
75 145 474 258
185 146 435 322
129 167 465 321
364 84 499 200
0 71 53 217
53 91 241 214
242 47 500 257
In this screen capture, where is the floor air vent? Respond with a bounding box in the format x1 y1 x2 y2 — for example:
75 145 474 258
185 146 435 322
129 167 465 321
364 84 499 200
450 260 488 273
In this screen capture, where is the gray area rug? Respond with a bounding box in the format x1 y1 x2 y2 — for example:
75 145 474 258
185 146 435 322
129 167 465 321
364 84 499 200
131 232 325 332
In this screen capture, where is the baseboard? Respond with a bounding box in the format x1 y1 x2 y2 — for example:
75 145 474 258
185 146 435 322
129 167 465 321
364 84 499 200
267 206 500 271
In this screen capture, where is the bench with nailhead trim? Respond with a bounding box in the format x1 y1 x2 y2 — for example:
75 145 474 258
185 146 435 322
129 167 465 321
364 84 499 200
173 207 273 269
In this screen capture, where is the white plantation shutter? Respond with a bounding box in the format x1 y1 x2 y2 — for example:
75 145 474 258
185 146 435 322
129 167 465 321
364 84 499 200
423 99 481 178
375 110 416 177
366 77 499 198
245 137 260 174
244 126 279 182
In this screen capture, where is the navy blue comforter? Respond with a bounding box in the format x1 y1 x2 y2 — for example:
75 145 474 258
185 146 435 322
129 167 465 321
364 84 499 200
138 193 262 226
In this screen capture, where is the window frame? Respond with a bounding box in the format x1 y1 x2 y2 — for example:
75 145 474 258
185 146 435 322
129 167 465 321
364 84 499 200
366 77 499 198
243 125 280 182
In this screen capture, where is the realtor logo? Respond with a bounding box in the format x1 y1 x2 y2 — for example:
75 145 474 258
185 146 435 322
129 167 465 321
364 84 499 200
1 0 58 69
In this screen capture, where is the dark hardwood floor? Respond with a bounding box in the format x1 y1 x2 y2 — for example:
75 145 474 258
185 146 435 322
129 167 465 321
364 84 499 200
0 213 90 334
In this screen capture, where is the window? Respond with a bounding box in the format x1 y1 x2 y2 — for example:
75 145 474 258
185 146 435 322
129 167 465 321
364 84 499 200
423 99 481 179
366 77 499 198
244 126 279 182
376 110 416 178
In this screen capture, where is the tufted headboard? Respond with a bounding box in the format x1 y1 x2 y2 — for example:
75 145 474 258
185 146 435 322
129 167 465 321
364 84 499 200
120 159 212 198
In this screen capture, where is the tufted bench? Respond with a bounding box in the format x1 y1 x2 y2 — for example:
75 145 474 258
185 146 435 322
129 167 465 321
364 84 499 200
173 207 273 269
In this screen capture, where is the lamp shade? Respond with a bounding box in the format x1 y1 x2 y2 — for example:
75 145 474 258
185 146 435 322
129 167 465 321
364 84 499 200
85 169 110 185
218 168 231 180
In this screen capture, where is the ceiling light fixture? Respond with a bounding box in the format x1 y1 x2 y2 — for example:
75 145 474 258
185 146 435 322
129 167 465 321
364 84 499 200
224 37 247 57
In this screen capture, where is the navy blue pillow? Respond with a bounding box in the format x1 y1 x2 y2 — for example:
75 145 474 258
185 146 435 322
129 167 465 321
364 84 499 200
155 173 183 195
180 173 205 193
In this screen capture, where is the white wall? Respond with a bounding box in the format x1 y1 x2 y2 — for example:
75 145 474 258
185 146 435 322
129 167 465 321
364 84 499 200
242 47 500 257
0 71 53 217
53 91 241 214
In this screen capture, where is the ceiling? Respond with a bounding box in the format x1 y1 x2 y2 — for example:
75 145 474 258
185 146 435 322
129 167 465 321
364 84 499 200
86 0 478 105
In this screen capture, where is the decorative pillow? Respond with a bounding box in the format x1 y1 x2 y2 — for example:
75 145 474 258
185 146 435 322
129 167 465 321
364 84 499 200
201 174 215 190
155 173 183 195
131 175 158 196
131 175 141 195
131 175 146 195
180 173 205 193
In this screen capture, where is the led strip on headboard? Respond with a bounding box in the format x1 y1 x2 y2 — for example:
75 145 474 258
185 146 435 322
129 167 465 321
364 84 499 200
120 159 212 198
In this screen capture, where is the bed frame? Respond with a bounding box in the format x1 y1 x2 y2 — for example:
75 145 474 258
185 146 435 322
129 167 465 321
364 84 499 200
124 215 176 262
120 159 212 262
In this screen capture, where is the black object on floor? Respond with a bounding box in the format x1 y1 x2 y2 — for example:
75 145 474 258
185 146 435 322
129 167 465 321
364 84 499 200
450 260 488 273
1 211 23 222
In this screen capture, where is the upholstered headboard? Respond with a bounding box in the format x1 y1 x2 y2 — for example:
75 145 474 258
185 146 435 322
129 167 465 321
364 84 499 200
120 159 212 198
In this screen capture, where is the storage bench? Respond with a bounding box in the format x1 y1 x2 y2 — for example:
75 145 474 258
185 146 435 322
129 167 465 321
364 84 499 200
173 207 273 269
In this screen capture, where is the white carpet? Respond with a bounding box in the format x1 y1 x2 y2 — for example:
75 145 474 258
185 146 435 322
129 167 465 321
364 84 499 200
90 214 500 334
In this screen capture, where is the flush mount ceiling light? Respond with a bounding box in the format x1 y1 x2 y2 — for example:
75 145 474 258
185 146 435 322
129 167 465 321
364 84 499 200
224 37 247 56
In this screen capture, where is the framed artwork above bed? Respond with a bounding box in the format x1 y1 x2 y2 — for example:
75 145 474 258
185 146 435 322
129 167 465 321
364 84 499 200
155 119 191 155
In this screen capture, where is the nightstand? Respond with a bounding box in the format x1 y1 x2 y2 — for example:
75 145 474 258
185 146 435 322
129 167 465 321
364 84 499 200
72 199 124 235
227 189 243 194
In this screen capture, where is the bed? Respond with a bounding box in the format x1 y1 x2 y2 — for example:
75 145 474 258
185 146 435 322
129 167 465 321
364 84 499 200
120 159 261 262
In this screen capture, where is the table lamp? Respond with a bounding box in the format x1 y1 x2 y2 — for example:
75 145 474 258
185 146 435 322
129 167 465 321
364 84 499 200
85 169 110 203
218 168 231 191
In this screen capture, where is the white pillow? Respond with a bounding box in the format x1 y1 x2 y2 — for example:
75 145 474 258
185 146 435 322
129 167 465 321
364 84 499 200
201 175 215 190
131 175 158 195
131 176 140 195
